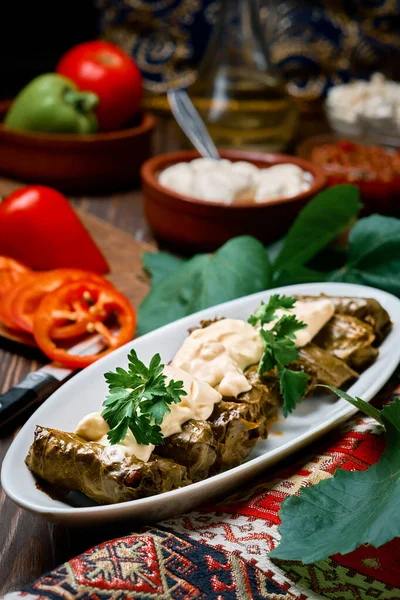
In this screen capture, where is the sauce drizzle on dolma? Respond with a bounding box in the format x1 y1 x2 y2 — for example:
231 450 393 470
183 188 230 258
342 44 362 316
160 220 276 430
295 295 392 343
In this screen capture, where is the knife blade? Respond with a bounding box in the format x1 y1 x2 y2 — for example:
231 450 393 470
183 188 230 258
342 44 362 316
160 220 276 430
0 334 105 429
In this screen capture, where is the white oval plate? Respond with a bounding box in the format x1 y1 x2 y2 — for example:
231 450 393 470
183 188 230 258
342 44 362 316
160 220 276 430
2 282 400 526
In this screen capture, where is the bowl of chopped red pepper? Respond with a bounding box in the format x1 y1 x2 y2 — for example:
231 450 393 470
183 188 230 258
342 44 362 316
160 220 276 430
297 134 400 215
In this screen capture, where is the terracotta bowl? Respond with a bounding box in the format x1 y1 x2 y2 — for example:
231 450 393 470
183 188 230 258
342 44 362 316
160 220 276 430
141 149 327 252
297 134 400 216
0 100 156 193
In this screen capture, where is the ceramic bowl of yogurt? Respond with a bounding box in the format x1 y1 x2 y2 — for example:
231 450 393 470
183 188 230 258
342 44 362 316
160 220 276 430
325 73 400 147
141 149 326 251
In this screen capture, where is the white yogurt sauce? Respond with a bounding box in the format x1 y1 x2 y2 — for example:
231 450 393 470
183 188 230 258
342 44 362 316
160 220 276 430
158 158 312 204
75 365 221 463
261 299 335 347
171 318 264 398
76 299 335 462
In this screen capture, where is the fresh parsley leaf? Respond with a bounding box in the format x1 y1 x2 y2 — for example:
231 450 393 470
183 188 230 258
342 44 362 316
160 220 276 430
273 185 361 273
104 367 136 390
279 369 309 417
271 314 307 340
248 294 296 326
138 236 272 334
257 332 276 374
270 392 400 563
101 349 187 446
106 417 131 446
145 399 172 426
254 304 310 416
329 215 400 296
166 379 189 404
129 416 163 446
258 329 299 373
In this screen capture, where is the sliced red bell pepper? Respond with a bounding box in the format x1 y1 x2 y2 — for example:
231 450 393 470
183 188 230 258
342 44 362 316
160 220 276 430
10 268 113 334
0 272 37 330
0 186 109 274
0 256 31 300
34 280 136 368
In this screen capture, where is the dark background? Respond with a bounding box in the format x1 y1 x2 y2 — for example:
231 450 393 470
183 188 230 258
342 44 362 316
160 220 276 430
0 0 98 99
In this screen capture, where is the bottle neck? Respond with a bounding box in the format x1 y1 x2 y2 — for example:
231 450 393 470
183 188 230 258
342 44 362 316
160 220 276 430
200 0 271 74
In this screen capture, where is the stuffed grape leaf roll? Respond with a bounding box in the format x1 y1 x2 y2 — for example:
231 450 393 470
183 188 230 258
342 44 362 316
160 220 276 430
295 295 391 343
158 367 279 477
156 420 217 482
208 400 261 472
233 366 280 438
314 314 378 371
289 343 358 388
26 426 190 505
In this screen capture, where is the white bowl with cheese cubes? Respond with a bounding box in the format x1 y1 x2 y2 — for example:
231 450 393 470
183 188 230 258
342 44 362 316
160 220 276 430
141 149 326 251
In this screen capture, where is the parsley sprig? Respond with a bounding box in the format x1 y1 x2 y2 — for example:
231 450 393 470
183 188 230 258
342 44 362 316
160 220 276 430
101 350 187 446
249 295 309 417
248 294 296 327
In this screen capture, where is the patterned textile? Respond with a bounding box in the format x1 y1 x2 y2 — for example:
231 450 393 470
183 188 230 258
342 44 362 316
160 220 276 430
3 381 400 600
97 0 400 98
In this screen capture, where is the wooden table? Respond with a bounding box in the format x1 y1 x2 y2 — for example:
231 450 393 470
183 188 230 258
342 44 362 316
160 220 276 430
0 113 330 594
0 118 188 595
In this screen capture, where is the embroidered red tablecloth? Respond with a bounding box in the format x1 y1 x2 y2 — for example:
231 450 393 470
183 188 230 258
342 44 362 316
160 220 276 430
3 382 400 600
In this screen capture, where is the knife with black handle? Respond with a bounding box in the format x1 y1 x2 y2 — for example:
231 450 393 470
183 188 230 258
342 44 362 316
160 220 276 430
0 370 62 427
0 334 104 430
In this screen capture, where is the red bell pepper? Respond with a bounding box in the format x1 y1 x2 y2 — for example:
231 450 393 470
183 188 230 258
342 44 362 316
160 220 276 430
0 185 109 274
34 280 136 368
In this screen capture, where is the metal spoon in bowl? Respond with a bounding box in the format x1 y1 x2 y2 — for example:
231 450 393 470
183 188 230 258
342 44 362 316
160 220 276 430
167 89 220 160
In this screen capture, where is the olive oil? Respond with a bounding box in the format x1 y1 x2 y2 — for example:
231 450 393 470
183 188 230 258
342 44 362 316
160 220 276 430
186 0 298 151
143 0 298 151
188 68 298 151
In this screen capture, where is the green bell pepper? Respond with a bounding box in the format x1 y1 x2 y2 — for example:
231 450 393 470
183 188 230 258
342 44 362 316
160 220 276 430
5 73 99 134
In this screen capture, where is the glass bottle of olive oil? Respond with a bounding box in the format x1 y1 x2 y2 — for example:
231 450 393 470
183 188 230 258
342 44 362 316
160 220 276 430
188 0 298 151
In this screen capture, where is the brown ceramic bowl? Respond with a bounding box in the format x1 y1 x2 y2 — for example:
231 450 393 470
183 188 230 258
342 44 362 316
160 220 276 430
141 149 327 252
297 134 400 216
0 100 156 193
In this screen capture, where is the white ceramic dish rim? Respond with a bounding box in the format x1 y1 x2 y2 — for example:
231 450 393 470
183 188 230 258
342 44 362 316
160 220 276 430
2 282 400 523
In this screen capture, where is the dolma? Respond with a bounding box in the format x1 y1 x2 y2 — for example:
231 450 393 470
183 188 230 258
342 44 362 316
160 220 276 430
208 401 264 472
237 366 280 438
314 314 378 371
26 425 190 505
281 360 318 395
290 343 358 388
156 420 217 482
295 295 392 343
158 368 279 478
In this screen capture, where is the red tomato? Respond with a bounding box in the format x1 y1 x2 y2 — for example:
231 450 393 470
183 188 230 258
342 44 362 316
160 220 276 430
56 41 143 131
